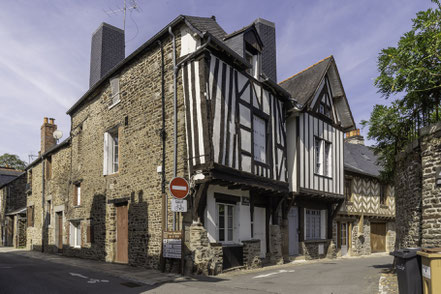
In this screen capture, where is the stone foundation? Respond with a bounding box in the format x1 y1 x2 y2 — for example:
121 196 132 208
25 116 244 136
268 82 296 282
186 222 223 275
301 240 336 259
269 225 283 265
243 239 262 269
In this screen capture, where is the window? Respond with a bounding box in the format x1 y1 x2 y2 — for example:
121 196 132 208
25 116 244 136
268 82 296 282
345 179 352 202
69 221 81 248
318 93 332 118
314 137 332 177
305 209 321 240
103 128 119 175
218 203 234 243
253 115 267 163
110 77 120 106
74 183 81 206
47 200 52 225
245 50 260 78
380 184 387 205
27 206 34 227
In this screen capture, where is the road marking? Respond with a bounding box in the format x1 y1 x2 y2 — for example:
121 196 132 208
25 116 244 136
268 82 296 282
70 273 110 284
252 269 295 279
70 273 88 279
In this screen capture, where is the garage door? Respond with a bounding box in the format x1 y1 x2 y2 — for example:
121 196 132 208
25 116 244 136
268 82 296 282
371 223 386 252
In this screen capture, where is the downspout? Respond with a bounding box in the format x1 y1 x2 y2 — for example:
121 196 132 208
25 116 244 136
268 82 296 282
158 39 167 231
168 27 178 231
41 159 45 252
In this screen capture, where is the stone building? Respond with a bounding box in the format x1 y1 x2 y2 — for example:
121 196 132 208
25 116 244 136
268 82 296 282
25 118 71 252
333 130 395 257
395 122 441 249
0 171 27 247
25 16 292 274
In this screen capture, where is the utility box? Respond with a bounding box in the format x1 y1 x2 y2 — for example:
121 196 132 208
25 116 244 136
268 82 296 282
390 248 422 294
417 248 441 294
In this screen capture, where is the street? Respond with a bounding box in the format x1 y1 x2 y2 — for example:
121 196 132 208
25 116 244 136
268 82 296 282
0 249 392 294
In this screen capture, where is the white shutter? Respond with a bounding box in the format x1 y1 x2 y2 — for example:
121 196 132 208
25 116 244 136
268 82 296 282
103 132 109 175
76 223 81 247
320 210 327 239
69 222 74 247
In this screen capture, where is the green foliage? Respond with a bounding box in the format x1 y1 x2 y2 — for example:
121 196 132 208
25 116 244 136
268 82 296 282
0 153 27 170
365 1 441 182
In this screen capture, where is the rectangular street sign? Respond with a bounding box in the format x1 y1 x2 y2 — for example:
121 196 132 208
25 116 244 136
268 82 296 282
171 198 187 212
163 231 182 259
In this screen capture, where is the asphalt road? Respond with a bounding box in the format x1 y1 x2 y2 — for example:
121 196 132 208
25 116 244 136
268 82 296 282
0 250 392 294
0 252 155 294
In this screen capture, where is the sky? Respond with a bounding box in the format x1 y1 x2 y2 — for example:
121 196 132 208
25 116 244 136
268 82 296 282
0 0 436 163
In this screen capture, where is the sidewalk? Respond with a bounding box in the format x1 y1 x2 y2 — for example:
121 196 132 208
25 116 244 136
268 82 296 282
0 247 185 286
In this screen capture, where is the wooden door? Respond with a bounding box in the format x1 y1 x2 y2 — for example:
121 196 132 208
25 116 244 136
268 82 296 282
116 204 128 263
288 207 299 256
56 212 63 251
371 223 386 252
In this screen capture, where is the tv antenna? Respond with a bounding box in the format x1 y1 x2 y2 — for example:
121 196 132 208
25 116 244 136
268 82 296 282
104 0 141 33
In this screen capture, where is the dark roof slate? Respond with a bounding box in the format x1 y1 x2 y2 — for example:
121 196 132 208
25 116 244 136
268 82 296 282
344 142 383 178
184 15 227 40
279 56 332 105
0 168 23 187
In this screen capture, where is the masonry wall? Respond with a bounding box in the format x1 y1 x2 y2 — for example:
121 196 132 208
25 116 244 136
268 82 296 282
395 122 441 249
65 26 186 269
27 163 44 250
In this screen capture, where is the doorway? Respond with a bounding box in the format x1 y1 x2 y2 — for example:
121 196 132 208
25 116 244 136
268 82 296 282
288 207 299 256
115 204 128 264
371 223 386 252
55 212 63 252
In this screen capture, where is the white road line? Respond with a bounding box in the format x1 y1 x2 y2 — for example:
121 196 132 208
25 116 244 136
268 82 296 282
70 273 88 279
252 269 295 279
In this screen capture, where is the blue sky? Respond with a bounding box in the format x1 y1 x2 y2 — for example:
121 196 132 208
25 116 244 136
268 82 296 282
0 0 436 163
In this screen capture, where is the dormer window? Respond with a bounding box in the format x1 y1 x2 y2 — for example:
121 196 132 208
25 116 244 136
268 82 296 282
318 93 332 118
245 41 260 79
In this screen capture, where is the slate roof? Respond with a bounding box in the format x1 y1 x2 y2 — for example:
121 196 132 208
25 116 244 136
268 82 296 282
184 15 227 40
344 142 383 178
0 167 23 187
279 56 332 105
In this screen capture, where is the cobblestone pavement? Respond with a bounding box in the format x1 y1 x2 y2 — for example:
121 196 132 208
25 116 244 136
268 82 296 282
378 268 398 294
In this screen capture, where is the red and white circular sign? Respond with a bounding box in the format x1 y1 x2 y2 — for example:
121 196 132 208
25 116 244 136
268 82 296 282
169 177 189 199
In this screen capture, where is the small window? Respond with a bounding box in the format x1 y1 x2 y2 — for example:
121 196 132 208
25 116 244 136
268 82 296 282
318 93 332 118
305 209 321 240
253 115 267 163
245 50 260 78
110 77 120 106
345 179 352 202
314 137 332 177
380 184 387 205
74 184 81 206
69 221 81 248
103 128 119 175
218 203 234 243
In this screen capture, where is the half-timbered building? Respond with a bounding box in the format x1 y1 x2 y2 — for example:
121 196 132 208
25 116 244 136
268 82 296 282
280 56 356 259
335 130 395 257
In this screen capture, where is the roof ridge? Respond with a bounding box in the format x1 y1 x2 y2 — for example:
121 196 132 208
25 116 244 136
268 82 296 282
279 55 333 85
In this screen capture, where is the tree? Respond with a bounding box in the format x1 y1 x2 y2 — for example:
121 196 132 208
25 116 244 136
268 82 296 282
0 153 27 170
363 0 441 181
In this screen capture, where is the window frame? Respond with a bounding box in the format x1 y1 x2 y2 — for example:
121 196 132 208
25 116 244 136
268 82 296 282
103 127 120 175
69 221 81 248
109 76 120 108
380 184 387 205
74 183 81 206
252 114 268 164
305 209 321 240
314 136 332 178
217 203 235 244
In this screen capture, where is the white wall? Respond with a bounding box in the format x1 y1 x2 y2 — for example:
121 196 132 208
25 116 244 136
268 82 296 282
286 115 298 193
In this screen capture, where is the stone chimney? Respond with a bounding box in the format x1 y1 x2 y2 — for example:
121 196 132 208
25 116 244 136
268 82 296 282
41 117 57 154
345 129 365 145
254 18 277 82
89 22 125 88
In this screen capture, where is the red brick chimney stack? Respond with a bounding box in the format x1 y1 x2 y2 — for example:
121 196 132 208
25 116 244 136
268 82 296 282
345 129 365 145
41 117 57 154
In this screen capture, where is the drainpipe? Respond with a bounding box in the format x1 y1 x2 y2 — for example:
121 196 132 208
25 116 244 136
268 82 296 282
168 27 178 231
41 159 45 252
158 39 167 231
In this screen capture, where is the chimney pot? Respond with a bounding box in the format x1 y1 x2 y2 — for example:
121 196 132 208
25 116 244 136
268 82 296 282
49 118 55 124
345 129 365 145
44 117 48 124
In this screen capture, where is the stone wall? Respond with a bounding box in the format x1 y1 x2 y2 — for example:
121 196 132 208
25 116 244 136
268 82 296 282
386 221 396 252
269 225 283 264
300 240 335 259
395 122 441 249
242 239 262 269
185 222 223 275
351 218 371 256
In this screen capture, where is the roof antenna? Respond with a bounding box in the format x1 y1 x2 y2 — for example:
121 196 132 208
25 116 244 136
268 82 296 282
104 0 141 33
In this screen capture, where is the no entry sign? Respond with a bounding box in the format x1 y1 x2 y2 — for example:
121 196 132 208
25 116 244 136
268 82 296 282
169 177 189 199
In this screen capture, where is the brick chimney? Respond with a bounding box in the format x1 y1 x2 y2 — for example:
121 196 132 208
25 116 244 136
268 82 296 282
89 22 125 87
345 129 365 145
254 18 277 82
41 117 57 154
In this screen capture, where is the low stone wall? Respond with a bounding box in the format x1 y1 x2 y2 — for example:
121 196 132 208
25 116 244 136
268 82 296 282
185 222 223 275
386 222 396 252
301 240 335 259
269 225 283 265
242 239 261 269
